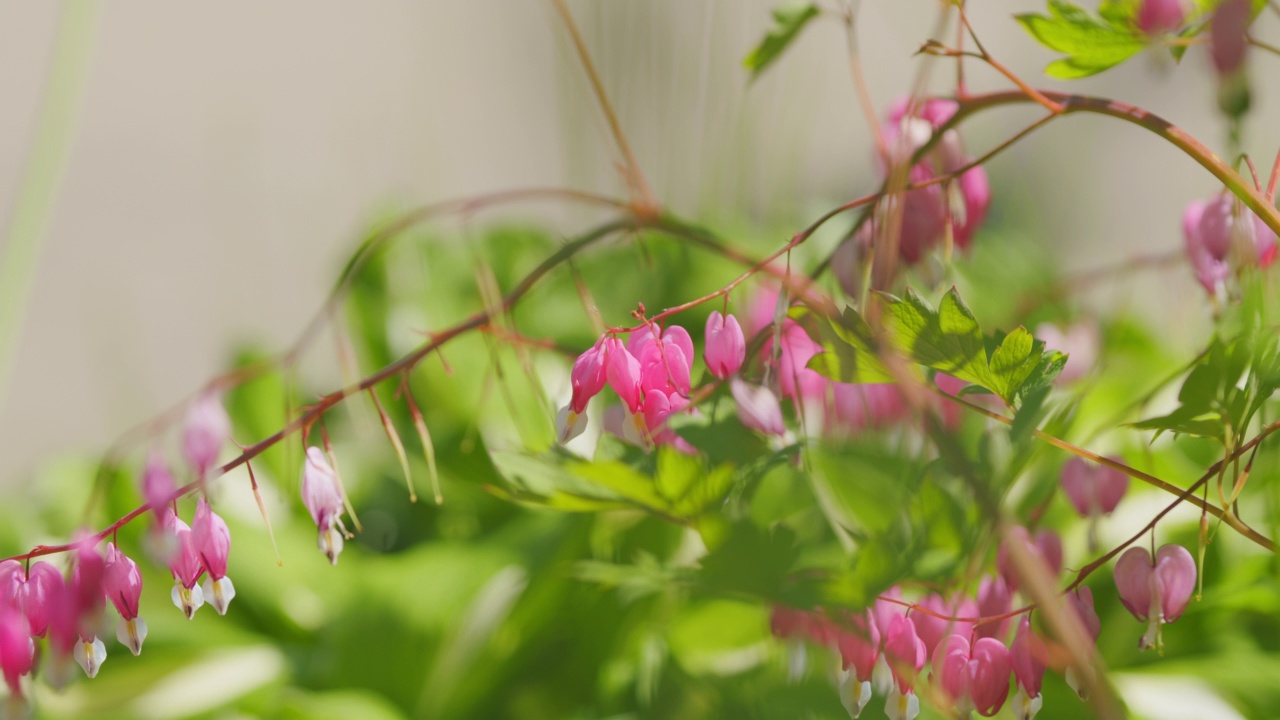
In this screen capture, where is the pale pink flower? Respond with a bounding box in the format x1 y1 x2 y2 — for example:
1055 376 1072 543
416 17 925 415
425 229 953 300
1010 616 1047 720
931 634 1013 716
164 511 206 618
975 575 1013 640
302 447 349 565
183 392 231 476
103 543 147 655
1136 0 1185 35
1114 544 1196 650
142 450 177 518
729 378 785 436
997 527 1063 592
1211 0 1250 75
1061 457 1129 518
192 500 236 615
911 594 976 659
1036 322 1099 385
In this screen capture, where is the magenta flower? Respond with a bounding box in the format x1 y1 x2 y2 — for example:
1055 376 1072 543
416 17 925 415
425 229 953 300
0 560 62 638
1010 616 1047 720
1211 0 1250 75
64 540 108 681
729 378 785 437
882 615 925 720
556 341 610 444
0 603 33 702
705 312 746 379
302 446 349 565
603 337 643 412
103 543 147 655
183 391 231 476
911 594 976 660
1136 0 1185 35
164 511 207 618
192 499 236 615
1114 544 1196 650
1061 457 1129 518
975 575 1013 640
931 634 1013 716
997 527 1063 592
836 610 880 718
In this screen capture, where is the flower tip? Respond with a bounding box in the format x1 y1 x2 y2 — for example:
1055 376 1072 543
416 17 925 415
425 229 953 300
116 617 148 656
202 576 236 616
171 583 205 620
73 637 106 679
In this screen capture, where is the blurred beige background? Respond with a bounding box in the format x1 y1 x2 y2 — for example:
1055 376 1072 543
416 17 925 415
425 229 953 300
0 0 1276 490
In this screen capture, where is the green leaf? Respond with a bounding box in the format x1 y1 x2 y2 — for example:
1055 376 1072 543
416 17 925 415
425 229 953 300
804 306 897 384
1016 0 1145 78
743 2 821 79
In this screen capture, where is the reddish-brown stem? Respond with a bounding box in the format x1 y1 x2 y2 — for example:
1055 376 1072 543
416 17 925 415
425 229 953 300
1268 146 1280 202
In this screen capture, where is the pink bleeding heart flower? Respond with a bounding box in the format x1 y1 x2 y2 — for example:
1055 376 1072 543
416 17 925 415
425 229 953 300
953 165 991 251
103 543 147 655
975 575 1013 640
882 615 925 720
730 378 785 437
911 594 976 660
830 383 911 432
183 391 231 477
603 337 643 413
192 499 236 615
302 446 349 565
836 609 881 718
1010 616 1048 720
556 341 609 444
0 560 62 638
0 603 33 703
1063 586 1102 700
997 527 1063 593
705 312 746 379
763 321 828 402
65 540 108 681
1114 544 1196 650
1184 199 1232 295
163 511 206 618
1211 0 1250 76
1061 457 1129 517
1136 0 1185 35
931 634 1013 717
142 450 177 519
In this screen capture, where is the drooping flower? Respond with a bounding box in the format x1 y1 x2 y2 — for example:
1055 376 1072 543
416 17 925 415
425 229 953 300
1136 0 1185 35
997 527 1063 593
192 500 236 615
61 540 109 682
1114 544 1196 650
1210 0 1251 75
142 450 177 518
632 325 693 398
1064 586 1102 700
1010 616 1047 720
975 575 1013 640
1184 193 1278 296
911 594 976 660
931 633 1013 717
102 543 147 655
730 378 785 437
183 391 231 477
302 446 349 565
556 341 610 444
882 615 925 720
164 511 206 618
705 312 746 379
836 610 881 718
0 603 33 704
0 560 62 638
1061 457 1129 518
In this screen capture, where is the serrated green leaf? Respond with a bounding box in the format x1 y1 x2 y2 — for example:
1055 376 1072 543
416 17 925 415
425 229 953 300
1017 1 1146 78
805 306 896 384
989 327 1041 396
743 2 821 79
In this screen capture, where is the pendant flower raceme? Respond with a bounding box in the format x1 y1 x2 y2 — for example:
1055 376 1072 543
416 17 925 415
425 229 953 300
302 447 349 565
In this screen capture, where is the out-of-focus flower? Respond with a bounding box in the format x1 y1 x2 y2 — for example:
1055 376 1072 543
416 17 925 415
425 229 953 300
1010 616 1047 720
730 378 785 436
1061 457 1129 518
1210 0 1250 75
0 560 62 638
302 447 349 565
997 527 1063 592
931 634 1013 716
1035 322 1099 384
1136 0 1185 35
183 392 231 477
882 615 925 720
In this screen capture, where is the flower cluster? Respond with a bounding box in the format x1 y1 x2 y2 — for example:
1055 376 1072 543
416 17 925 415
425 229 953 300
1183 191 1278 297
769 529 1198 719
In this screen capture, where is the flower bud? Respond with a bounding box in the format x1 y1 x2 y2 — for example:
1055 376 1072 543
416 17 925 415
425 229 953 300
1136 0 1185 35
1210 0 1250 76
142 450 177 519
183 392 231 476
705 312 746 379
